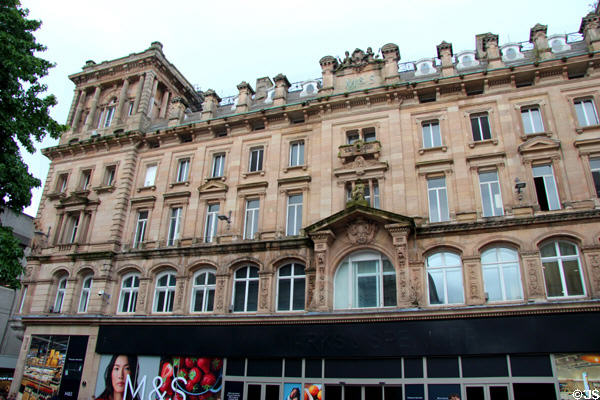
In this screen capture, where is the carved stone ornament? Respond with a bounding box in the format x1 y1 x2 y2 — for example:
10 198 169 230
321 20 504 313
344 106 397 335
336 48 382 72
346 217 378 245
526 259 544 296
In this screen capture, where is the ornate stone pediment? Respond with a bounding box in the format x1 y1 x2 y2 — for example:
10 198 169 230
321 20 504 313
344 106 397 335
334 156 388 178
518 137 560 157
346 217 378 245
56 191 98 209
198 179 229 197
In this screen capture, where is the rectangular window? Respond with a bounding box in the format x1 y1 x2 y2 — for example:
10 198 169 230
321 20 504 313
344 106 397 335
286 194 303 236
427 177 449 222
590 158 600 197
104 165 116 186
80 170 92 190
479 171 504 217
422 121 442 148
176 158 190 182
346 130 360 144
167 207 182 246
211 153 225 178
64 214 80 243
144 164 157 187
362 127 376 142
249 147 264 172
244 199 260 240
133 210 148 248
346 127 376 144
521 106 544 134
128 101 135 116
289 141 305 167
470 113 492 141
204 204 219 243
532 165 561 211
103 105 115 128
575 98 599 127
56 173 68 193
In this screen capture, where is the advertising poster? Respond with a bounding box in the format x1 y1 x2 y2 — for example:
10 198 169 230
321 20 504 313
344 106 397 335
554 353 600 399
95 354 223 400
19 335 69 400
282 383 302 400
303 383 322 400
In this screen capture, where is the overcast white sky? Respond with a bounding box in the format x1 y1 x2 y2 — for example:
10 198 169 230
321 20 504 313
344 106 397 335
19 0 593 217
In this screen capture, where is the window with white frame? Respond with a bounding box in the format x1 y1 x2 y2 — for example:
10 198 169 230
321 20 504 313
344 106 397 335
481 247 523 302
479 171 504 217
204 204 219 243
118 273 139 313
133 210 148 248
153 272 176 312
54 277 67 312
470 113 492 141
286 194 303 236
532 165 561 211
427 177 449 222
100 99 116 128
78 276 93 313
176 158 190 182
191 270 216 313
211 153 225 178
574 98 599 127
63 214 80 244
167 207 182 246
540 241 585 298
289 141 305 167
243 199 259 240
427 251 464 305
590 158 600 197
346 127 376 144
521 106 544 134
277 263 305 311
422 120 442 148
80 169 92 190
248 147 264 172
144 164 157 187
232 266 259 312
103 165 116 186
334 251 396 309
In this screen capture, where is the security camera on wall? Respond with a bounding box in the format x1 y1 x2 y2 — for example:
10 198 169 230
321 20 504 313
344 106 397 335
97 289 105 297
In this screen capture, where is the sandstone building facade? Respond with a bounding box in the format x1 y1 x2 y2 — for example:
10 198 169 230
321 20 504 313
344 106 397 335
10 10 600 400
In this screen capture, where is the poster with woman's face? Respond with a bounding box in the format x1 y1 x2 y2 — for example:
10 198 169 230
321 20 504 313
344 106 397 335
283 383 301 400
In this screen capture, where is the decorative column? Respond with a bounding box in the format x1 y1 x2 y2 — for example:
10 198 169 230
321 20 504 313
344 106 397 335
273 74 290 107
381 43 400 84
385 223 412 306
581 246 600 298
319 56 338 95
409 259 425 306
148 78 159 116
114 77 131 124
97 261 114 315
66 88 80 127
520 250 546 301
530 23 551 60
307 230 336 311
463 256 485 305
214 273 229 314
580 12 600 52
71 90 87 132
174 274 186 314
258 271 274 313
83 85 101 131
436 41 455 77
200 89 221 120
137 71 156 117
136 277 151 315
132 74 146 114
235 81 254 113
159 89 170 119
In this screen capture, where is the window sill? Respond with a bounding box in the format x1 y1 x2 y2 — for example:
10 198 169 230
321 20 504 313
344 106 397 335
137 185 156 193
468 138 498 148
576 124 600 134
205 176 226 182
93 185 115 194
47 191 67 200
283 165 308 173
71 189 90 196
242 170 265 178
169 180 190 188
418 145 447 155
520 131 552 141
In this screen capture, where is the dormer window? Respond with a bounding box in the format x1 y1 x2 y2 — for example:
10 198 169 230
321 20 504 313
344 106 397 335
414 60 436 77
501 44 524 62
548 35 571 53
456 51 480 70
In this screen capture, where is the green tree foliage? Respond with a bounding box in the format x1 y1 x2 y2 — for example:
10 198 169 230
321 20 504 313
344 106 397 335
0 1 66 287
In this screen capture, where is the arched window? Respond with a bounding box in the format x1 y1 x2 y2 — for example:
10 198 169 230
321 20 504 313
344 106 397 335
334 251 396 309
427 251 464 305
191 270 216 313
277 263 305 311
54 277 67 313
232 266 259 312
118 273 140 313
540 241 585 298
481 247 523 301
154 272 176 312
78 275 93 313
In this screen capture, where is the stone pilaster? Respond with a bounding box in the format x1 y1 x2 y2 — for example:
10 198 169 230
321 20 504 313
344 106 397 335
71 89 87 132
463 256 485 305
319 56 337 95
159 90 170 119
83 85 101 131
174 274 186 313
521 251 546 301
136 277 151 315
200 90 221 120
214 273 229 314
132 74 146 114
381 43 400 84
581 246 600 298
235 81 254 113
109 148 139 245
66 88 80 127
273 74 290 107
307 230 336 311
530 23 551 60
138 70 156 117
409 260 425 306
385 223 411 306
114 77 131 124
148 79 159 115
258 271 274 313
437 41 455 77
580 12 600 52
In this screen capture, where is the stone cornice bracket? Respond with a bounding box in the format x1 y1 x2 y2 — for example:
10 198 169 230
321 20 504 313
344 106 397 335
436 41 455 77
319 56 338 95
384 223 411 241
273 74 290 107
308 229 335 250
530 23 551 60
235 81 254 113
201 89 222 120
580 12 600 52
381 43 401 84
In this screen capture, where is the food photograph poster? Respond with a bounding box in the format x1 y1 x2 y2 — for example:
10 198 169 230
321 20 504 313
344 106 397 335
95 354 223 400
